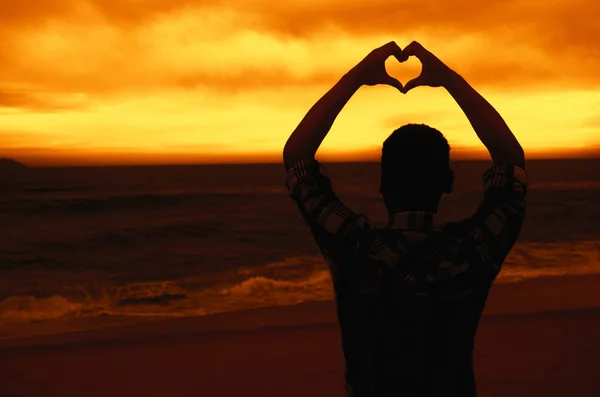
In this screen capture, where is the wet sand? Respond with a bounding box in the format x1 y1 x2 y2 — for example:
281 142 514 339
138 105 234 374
1 275 600 397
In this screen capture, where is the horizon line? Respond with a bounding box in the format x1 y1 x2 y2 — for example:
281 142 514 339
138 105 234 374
12 156 600 168
4 146 600 167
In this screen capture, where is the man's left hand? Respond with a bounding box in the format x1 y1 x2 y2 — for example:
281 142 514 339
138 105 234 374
351 41 407 93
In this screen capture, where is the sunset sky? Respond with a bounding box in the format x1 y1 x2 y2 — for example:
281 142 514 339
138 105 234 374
1 0 600 166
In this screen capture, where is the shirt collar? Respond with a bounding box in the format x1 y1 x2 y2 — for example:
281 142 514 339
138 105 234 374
386 211 435 231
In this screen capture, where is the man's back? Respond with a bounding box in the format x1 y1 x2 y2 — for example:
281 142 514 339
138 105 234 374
336 227 490 396
286 161 528 396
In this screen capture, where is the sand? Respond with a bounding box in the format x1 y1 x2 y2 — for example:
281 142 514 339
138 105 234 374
1 275 600 397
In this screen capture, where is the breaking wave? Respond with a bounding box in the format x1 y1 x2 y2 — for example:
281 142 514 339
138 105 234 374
2 241 600 334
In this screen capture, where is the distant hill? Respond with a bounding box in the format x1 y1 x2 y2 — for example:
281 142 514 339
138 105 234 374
0 158 29 179
0 158 28 170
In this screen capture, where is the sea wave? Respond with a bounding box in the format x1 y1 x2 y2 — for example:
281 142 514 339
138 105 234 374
19 184 91 194
499 241 600 282
0 295 84 323
1 188 288 215
1 242 600 334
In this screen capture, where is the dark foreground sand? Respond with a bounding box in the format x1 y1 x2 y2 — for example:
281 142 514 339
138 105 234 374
1 275 600 397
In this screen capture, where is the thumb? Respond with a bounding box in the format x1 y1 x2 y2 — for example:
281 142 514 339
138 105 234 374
383 75 404 93
402 75 425 94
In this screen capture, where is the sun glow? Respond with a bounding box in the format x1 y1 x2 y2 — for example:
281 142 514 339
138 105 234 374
1 0 599 166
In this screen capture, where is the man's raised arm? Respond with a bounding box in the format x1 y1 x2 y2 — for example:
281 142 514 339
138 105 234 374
283 41 405 170
402 41 525 168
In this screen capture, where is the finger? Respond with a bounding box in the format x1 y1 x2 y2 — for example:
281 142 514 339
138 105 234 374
395 52 409 63
383 76 404 93
382 41 404 60
403 41 424 58
389 41 404 59
402 75 425 94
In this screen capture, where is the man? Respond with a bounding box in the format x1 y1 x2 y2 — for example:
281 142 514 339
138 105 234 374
283 41 527 396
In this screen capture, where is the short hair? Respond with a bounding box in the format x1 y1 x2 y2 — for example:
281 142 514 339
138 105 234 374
380 123 451 195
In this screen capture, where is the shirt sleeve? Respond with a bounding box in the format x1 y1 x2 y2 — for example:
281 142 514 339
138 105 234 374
285 159 374 261
440 165 528 281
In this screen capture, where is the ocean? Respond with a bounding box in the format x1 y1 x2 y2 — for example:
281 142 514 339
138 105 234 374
1 159 599 339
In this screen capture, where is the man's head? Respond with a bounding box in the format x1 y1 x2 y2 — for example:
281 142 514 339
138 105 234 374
380 123 453 213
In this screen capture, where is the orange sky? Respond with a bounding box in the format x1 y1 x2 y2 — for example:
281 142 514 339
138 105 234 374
1 0 600 166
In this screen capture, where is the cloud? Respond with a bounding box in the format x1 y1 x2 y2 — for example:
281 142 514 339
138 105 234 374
175 68 339 93
3 0 598 51
0 1 74 26
0 90 89 112
0 129 89 148
226 0 600 57
0 0 598 111
582 115 600 128
0 0 197 26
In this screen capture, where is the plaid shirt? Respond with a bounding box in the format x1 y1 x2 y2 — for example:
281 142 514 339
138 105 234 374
285 159 528 397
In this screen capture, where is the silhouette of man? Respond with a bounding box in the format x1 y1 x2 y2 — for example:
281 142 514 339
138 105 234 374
283 41 527 396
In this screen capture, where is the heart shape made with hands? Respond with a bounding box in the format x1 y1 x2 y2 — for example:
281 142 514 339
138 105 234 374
385 55 422 91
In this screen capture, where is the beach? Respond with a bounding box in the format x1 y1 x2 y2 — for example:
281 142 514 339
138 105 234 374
1 275 600 397
1 160 600 396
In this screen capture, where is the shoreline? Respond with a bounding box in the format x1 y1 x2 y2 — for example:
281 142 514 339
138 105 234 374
2 274 600 350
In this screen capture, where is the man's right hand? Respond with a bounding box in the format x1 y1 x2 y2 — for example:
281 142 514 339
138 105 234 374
402 41 456 94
